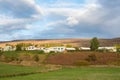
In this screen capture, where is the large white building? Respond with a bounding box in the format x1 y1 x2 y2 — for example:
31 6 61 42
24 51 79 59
79 46 117 52
43 47 76 53
79 47 90 51
66 48 76 51
98 47 117 52
25 46 41 50
0 47 3 51
3 46 16 51
45 47 66 53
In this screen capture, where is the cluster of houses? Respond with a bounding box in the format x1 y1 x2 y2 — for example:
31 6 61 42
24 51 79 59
0 46 76 53
0 46 16 51
79 47 117 52
0 45 117 53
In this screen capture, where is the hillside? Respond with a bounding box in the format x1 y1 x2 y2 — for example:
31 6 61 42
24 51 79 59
46 52 120 65
0 38 120 47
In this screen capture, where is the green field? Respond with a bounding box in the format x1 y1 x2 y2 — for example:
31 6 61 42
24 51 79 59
0 63 45 77
0 63 120 80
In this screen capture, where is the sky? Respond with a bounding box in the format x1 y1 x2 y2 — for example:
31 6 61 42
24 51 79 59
0 0 120 41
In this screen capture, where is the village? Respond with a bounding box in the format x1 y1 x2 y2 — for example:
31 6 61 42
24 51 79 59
0 44 117 53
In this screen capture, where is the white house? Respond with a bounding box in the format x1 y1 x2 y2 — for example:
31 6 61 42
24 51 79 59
98 47 117 52
43 48 51 53
79 47 90 51
39 47 46 50
3 46 15 51
49 47 66 52
43 47 66 53
25 46 37 50
0 47 3 51
66 48 76 51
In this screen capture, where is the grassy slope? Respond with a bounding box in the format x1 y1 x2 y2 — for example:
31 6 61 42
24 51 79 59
0 63 44 76
1 51 47 63
46 52 120 65
1 67 120 80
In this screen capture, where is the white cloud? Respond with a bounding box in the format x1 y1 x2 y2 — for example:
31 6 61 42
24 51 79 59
44 1 101 26
67 17 79 26
39 0 120 38
0 0 120 41
0 0 42 35
0 0 42 24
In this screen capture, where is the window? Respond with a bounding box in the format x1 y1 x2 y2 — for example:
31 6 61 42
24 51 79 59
61 48 63 50
58 48 60 50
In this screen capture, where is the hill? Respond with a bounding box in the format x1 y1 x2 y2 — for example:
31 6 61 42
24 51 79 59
0 38 120 47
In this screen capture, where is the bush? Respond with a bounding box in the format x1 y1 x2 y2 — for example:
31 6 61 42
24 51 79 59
18 53 31 61
74 60 90 66
3 56 18 62
2 51 19 62
107 61 120 66
24 50 44 54
75 47 80 52
38 50 44 54
97 49 109 53
117 48 120 53
33 54 39 62
0 51 3 56
49 51 56 54
86 54 97 62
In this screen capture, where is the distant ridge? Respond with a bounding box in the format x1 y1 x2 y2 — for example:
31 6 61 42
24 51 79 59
0 38 120 47
0 39 52 43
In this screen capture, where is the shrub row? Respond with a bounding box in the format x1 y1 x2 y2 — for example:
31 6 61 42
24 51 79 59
46 52 120 66
0 66 61 78
0 72 40 78
0 52 40 63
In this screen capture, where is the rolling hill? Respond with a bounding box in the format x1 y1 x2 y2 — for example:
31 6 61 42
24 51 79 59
0 38 120 47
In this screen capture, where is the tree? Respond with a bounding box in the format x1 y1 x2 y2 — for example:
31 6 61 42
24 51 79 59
115 44 120 53
86 54 97 62
90 37 99 51
33 54 39 62
16 43 23 51
66 44 72 48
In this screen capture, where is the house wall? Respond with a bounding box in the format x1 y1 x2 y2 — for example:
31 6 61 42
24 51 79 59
3 46 15 51
98 47 117 52
79 47 90 51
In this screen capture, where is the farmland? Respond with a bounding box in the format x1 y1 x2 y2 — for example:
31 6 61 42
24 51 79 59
1 51 120 66
0 62 46 77
0 63 120 80
0 51 120 80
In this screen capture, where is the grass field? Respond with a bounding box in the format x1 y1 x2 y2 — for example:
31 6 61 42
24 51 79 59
0 63 120 80
0 63 45 77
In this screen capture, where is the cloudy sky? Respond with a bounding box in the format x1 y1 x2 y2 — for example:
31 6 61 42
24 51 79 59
0 0 120 41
